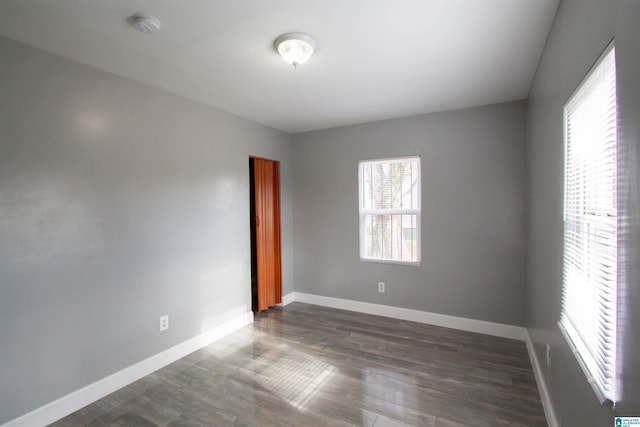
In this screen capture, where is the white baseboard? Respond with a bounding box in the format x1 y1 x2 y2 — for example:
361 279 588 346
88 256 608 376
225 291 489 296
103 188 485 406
278 292 295 306
2 312 253 427
525 331 558 427
291 292 526 341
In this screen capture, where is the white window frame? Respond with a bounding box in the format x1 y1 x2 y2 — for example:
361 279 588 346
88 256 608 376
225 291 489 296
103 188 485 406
358 156 421 266
559 41 617 407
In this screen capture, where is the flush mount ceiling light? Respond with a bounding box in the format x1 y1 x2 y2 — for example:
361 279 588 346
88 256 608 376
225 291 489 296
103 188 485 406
274 33 316 68
131 14 161 34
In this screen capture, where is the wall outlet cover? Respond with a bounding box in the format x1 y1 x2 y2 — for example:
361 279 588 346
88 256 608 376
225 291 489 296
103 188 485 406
160 315 169 331
546 344 551 367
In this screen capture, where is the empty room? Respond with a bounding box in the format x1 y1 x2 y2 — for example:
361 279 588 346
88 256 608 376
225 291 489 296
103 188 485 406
1 1 639 426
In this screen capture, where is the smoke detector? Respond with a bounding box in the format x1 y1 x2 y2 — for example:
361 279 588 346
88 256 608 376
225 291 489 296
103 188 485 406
131 14 161 34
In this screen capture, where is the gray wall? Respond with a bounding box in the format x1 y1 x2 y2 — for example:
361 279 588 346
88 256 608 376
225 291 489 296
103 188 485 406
526 0 640 423
292 102 527 326
0 36 293 424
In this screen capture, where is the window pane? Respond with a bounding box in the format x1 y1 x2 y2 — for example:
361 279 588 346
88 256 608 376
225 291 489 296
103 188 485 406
560 44 617 405
361 159 419 211
364 214 417 262
360 157 420 264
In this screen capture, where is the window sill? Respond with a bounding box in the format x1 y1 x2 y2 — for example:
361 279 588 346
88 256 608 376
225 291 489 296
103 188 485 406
360 258 421 267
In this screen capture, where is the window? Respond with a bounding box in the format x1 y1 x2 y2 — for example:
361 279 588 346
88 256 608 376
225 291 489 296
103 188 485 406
358 157 420 265
560 43 617 406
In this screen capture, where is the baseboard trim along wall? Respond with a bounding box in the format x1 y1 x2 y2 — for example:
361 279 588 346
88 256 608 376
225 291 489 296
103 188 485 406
285 292 527 341
2 312 254 427
525 331 559 427
277 292 295 307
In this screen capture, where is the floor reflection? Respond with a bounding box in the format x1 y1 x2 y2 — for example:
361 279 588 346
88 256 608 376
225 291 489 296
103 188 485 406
241 343 336 411
364 367 414 410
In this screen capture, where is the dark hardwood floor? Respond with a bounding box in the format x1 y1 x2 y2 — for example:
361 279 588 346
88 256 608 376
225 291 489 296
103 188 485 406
50 303 546 426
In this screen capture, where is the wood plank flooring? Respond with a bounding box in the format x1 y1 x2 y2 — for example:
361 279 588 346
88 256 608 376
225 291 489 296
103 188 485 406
50 303 546 426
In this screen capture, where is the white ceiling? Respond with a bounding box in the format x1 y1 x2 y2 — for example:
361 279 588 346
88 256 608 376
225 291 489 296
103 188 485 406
0 0 559 134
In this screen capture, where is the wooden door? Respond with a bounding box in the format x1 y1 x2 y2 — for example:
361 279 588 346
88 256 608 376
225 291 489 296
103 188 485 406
251 158 282 311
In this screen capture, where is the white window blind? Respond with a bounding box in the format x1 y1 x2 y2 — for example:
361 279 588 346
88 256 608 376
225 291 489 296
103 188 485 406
358 157 420 265
560 43 617 406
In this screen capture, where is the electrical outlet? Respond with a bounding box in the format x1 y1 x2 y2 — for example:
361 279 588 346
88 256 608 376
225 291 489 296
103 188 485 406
546 344 551 367
378 282 385 293
160 315 169 331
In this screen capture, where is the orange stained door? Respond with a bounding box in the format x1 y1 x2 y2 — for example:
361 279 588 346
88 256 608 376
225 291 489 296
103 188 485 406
253 158 282 311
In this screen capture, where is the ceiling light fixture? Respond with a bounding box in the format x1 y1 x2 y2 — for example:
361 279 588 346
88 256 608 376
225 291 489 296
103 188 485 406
131 14 161 34
274 33 316 68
